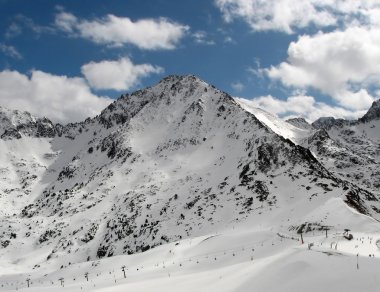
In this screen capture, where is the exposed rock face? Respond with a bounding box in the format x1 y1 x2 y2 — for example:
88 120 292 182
304 103 380 194
312 117 355 131
0 106 58 140
286 117 313 130
359 100 380 123
1 128 22 140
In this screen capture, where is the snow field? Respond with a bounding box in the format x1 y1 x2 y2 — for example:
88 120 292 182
1 225 380 292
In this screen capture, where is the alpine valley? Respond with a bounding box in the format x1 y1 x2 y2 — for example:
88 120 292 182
0 75 379 292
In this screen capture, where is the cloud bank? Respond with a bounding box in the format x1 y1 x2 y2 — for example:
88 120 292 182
216 0 380 115
244 95 366 122
215 0 380 33
0 70 112 124
266 27 380 110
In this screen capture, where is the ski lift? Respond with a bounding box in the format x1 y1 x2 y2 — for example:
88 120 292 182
343 229 353 240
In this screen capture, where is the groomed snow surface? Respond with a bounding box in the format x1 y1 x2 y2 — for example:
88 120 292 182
1 200 380 292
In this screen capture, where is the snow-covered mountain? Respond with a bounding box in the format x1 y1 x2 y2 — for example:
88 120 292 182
286 117 313 130
359 100 380 123
307 101 380 194
237 98 380 196
0 76 379 291
0 106 57 140
309 117 380 194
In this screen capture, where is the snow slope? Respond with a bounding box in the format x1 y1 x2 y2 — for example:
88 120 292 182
0 76 379 291
235 98 311 144
1 206 380 292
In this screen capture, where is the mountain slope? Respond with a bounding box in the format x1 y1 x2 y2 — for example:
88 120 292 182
235 98 312 144
308 101 380 194
236 98 380 196
0 75 379 274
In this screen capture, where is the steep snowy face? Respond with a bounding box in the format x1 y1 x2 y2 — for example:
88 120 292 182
0 76 379 270
359 99 380 123
0 107 59 218
234 98 312 144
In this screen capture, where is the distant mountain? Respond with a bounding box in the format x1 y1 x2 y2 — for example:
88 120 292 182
0 76 379 270
308 100 380 194
237 98 380 195
0 105 58 140
286 117 313 130
311 117 355 131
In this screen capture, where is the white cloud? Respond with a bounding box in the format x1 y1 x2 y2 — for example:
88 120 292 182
240 95 366 122
0 70 112 124
55 11 189 50
266 26 380 110
81 57 163 91
192 31 216 45
215 0 335 33
216 0 380 112
215 0 380 33
54 11 77 33
0 43 22 59
231 81 245 92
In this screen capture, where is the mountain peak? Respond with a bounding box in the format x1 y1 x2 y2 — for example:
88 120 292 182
98 74 234 129
159 74 200 83
286 117 312 130
0 105 57 140
359 99 380 123
312 116 354 130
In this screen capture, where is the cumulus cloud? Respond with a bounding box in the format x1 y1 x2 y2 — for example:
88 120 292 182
266 27 380 110
0 43 22 59
215 0 380 33
216 0 380 112
0 70 112 124
238 95 366 122
81 57 163 91
55 11 189 50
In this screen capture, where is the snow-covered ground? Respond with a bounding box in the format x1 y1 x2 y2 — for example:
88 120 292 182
1 214 380 292
1 197 380 291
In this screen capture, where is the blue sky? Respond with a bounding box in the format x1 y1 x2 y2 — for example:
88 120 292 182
0 0 379 123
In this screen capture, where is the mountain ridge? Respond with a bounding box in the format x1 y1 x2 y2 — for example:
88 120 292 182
0 75 379 271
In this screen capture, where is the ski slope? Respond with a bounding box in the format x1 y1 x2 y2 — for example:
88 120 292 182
1 209 380 292
1 198 380 291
